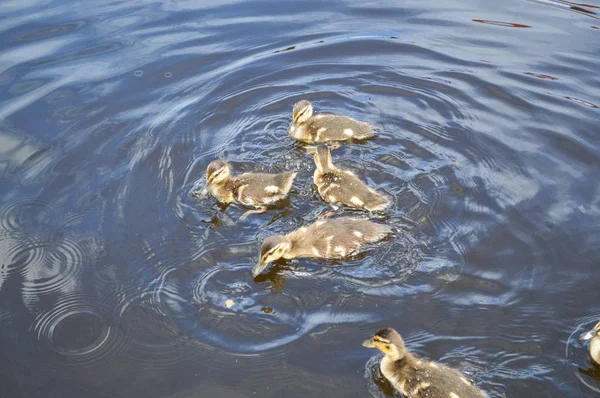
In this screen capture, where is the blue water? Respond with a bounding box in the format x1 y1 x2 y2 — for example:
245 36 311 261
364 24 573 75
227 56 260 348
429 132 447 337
1 0 600 396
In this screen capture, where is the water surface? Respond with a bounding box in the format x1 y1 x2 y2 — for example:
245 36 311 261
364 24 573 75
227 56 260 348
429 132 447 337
1 0 600 396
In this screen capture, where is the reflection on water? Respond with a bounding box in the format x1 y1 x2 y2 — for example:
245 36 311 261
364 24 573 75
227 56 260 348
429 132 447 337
1 0 600 396
472 19 532 28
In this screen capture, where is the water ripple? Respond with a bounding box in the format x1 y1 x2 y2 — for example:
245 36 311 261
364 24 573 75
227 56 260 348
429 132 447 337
31 292 123 366
1 0 600 396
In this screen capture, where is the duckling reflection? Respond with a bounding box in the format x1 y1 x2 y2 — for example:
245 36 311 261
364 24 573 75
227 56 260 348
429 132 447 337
580 321 600 365
288 100 375 144
578 361 600 385
363 328 487 398
205 160 296 220
313 144 390 212
253 217 392 277
252 260 290 293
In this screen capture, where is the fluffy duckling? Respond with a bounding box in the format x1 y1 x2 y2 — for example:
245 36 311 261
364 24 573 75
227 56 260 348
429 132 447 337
288 100 375 143
363 328 487 398
252 217 391 277
313 145 390 212
205 160 296 220
580 321 600 365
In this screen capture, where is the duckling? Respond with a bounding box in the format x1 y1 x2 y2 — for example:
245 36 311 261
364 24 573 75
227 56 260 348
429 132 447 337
205 160 296 220
580 321 600 365
363 328 487 398
313 144 390 212
252 217 391 277
288 100 375 144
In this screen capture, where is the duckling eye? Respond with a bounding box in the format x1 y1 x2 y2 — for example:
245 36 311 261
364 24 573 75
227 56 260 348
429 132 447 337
263 248 277 259
296 108 308 119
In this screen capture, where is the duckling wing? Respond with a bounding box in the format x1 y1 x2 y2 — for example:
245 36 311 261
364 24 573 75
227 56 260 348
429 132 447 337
329 171 389 211
307 115 374 142
233 172 296 206
303 218 390 258
406 364 487 398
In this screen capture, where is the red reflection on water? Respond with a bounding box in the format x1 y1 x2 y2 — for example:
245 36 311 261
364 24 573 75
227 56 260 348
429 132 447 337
472 19 532 28
524 72 559 80
564 96 599 108
592 25 599 29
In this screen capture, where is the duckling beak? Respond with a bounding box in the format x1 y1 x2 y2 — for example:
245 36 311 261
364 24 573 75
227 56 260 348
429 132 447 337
362 338 375 348
191 186 208 198
252 260 268 278
580 328 599 341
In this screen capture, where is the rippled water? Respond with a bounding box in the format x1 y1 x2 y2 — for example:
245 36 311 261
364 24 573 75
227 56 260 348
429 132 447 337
1 0 599 396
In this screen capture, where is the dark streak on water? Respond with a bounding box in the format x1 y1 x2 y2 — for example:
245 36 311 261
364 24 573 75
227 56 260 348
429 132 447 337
0 0 599 397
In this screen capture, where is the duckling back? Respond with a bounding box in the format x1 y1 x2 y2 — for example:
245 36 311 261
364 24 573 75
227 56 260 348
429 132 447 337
288 217 391 259
336 171 388 211
314 169 390 212
384 358 487 398
232 171 296 206
305 114 374 142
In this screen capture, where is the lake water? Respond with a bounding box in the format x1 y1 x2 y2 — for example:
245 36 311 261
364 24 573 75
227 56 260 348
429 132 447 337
1 0 600 397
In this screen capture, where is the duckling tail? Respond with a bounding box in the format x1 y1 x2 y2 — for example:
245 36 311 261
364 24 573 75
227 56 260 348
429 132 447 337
366 192 391 212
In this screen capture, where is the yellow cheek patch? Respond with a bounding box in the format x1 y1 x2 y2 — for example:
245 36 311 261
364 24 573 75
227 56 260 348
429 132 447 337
374 342 390 353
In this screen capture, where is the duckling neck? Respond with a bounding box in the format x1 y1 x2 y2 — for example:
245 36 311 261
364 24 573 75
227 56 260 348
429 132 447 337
386 351 416 367
591 336 600 364
380 351 418 392
288 121 308 141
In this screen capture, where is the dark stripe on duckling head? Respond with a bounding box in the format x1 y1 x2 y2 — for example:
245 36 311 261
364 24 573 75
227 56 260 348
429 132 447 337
207 160 227 179
260 236 282 259
293 100 312 122
374 328 396 340
374 328 405 347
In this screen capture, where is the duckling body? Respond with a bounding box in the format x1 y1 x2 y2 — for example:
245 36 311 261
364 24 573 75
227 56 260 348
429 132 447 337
288 100 374 144
580 321 600 365
252 217 391 276
313 145 390 212
205 160 296 220
363 328 487 398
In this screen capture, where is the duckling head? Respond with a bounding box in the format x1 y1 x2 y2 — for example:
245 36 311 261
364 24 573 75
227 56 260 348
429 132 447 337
292 100 313 125
314 144 335 172
252 235 292 277
362 328 406 361
206 160 230 185
580 321 600 342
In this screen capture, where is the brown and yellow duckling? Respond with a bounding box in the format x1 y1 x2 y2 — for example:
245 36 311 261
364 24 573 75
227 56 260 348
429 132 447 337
205 160 296 220
580 321 600 365
252 217 392 277
313 144 390 212
288 100 375 144
363 328 487 398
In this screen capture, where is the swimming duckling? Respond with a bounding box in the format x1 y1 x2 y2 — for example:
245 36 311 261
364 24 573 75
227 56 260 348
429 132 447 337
205 160 296 220
288 100 375 143
252 217 391 277
580 321 600 365
313 145 390 212
363 328 487 398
